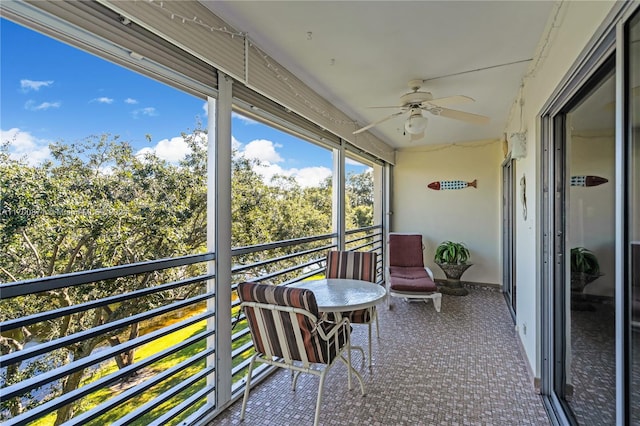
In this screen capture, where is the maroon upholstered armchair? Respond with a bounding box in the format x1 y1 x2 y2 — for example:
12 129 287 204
386 233 442 311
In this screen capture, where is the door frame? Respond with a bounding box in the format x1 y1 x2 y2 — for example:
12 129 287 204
539 2 638 424
502 155 516 321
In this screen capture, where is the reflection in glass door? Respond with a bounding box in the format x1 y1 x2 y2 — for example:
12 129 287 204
555 62 617 424
542 5 640 424
627 10 640 424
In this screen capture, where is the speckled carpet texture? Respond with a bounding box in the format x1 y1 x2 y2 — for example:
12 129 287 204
211 288 550 425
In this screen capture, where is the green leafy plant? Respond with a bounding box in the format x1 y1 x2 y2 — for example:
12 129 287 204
434 241 470 264
570 247 600 276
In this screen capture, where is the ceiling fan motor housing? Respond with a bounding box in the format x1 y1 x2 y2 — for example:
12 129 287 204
400 91 433 107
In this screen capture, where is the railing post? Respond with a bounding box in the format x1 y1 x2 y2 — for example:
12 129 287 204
333 141 346 250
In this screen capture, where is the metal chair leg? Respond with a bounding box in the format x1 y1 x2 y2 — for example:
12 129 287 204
240 354 258 420
368 322 372 368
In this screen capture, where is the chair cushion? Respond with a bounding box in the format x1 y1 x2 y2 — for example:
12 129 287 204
388 234 424 267
389 275 438 293
389 266 429 279
238 281 320 316
324 250 377 325
328 307 373 324
326 250 377 282
238 282 347 364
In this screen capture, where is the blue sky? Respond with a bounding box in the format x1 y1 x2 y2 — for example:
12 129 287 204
1 18 367 186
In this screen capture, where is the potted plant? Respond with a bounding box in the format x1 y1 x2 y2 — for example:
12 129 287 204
570 247 601 293
434 241 473 292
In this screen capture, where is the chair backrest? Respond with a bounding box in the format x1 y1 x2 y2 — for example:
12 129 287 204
237 282 338 365
326 250 377 283
388 233 424 268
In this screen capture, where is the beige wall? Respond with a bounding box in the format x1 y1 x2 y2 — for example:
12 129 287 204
392 140 503 284
502 1 617 379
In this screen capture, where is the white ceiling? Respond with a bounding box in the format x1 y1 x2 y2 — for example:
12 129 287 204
201 1 555 149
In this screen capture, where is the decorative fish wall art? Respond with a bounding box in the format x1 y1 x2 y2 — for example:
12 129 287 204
428 179 477 190
570 175 608 187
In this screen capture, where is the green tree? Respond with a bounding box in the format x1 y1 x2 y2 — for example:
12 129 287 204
0 128 374 423
345 170 373 229
1 131 209 424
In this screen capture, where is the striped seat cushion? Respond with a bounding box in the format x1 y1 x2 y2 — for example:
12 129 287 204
238 282 348 364
325 250 378 325
326 250 377 282
338 308 372 323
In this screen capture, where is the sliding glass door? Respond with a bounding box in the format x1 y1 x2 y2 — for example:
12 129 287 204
557 61 617 425
542 5 640 424
502 157 516 319
627 10 640 424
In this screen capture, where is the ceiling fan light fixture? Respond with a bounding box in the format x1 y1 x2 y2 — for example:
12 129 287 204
404 112 428 135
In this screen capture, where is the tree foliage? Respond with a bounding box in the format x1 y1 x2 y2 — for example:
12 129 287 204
0 127 374 423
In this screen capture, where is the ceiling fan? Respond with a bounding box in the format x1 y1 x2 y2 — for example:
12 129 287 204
353 79 490 140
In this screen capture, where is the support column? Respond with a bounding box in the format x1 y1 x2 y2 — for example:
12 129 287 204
209 71 233 408
333 142 346 250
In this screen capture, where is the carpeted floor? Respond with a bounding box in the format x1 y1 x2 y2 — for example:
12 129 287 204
210 288 550 425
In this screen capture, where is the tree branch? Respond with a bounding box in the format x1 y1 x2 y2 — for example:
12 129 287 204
0 265 17 282
63 234 91 274
47 233 66 276
21 229 42 275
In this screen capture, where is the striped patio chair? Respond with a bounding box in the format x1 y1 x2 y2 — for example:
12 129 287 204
325 250 379 367
238 281 365 426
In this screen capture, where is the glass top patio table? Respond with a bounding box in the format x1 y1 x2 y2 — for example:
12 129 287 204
288 278 387 312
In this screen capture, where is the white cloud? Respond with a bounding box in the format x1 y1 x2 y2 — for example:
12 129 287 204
153 137 190 161
132 107 157 118
136 134 197 163
24 100 61 111
346 157 365 166
290 166 332 187
232 136 241 152
242 139 283 164
234 138 331 187
125 98 138 104
253 163 331 188
20 79 53 92
1 128 51 165
91 97 114 104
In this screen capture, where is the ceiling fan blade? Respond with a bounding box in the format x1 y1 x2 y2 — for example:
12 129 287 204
366 106 407 109
353 111 405 134
426 95 475 107
433 107 490 124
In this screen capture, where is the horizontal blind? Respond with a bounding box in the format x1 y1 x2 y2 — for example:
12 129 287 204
100 0 244 85
233 83 341 151
100 0 395 164
7 0 217 98
11 0 395 164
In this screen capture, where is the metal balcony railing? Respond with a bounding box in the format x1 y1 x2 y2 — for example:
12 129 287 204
229 226 383 395
0 225 383 425
0 253 215 426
